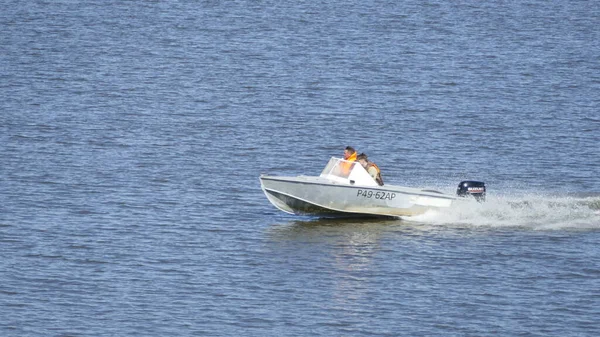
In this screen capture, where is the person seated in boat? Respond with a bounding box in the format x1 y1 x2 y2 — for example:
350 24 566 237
343 146 357 162
357 153 384 186
338 146 358 177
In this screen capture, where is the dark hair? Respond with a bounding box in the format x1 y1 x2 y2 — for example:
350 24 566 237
345 146 356 153
357 153 368 161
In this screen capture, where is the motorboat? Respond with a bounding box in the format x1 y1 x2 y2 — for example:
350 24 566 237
260 157 485 218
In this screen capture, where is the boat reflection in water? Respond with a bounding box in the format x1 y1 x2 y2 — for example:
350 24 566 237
265 217 395 305
260 157 485 219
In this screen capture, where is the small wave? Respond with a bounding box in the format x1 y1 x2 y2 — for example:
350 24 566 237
408 195 600 230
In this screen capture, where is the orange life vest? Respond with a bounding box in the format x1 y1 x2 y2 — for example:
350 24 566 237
341 152 357 176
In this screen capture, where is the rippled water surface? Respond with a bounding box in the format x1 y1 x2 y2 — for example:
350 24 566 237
2 0 600 336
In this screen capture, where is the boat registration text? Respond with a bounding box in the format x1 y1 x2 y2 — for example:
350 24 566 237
357 190 396 200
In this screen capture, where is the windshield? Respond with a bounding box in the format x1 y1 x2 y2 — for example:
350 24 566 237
320 157 356 179
319 157 378 186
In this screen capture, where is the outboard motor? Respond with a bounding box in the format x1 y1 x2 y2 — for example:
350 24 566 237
457 181 486 202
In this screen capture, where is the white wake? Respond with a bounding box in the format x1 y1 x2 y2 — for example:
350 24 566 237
408 194 600 230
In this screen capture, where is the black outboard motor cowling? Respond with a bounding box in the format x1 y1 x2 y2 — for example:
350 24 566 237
457 181 486 202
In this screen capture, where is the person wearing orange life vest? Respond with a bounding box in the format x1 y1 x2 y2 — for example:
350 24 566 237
340 146 358 177
343 146 357 162
357 153 384 186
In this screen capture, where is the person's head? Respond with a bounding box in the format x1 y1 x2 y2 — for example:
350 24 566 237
343 146 356 160
357 153 368 168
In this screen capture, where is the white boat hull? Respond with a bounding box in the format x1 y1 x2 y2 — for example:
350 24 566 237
260 175 457 218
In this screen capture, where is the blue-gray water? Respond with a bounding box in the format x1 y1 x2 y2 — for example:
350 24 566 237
2 1 600 336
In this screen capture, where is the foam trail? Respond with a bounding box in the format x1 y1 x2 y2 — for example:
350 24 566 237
407 194 600 230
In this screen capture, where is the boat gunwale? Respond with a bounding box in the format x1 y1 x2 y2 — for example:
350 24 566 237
260 175 457 200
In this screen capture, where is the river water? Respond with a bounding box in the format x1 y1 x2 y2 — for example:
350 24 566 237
2 0 600 336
